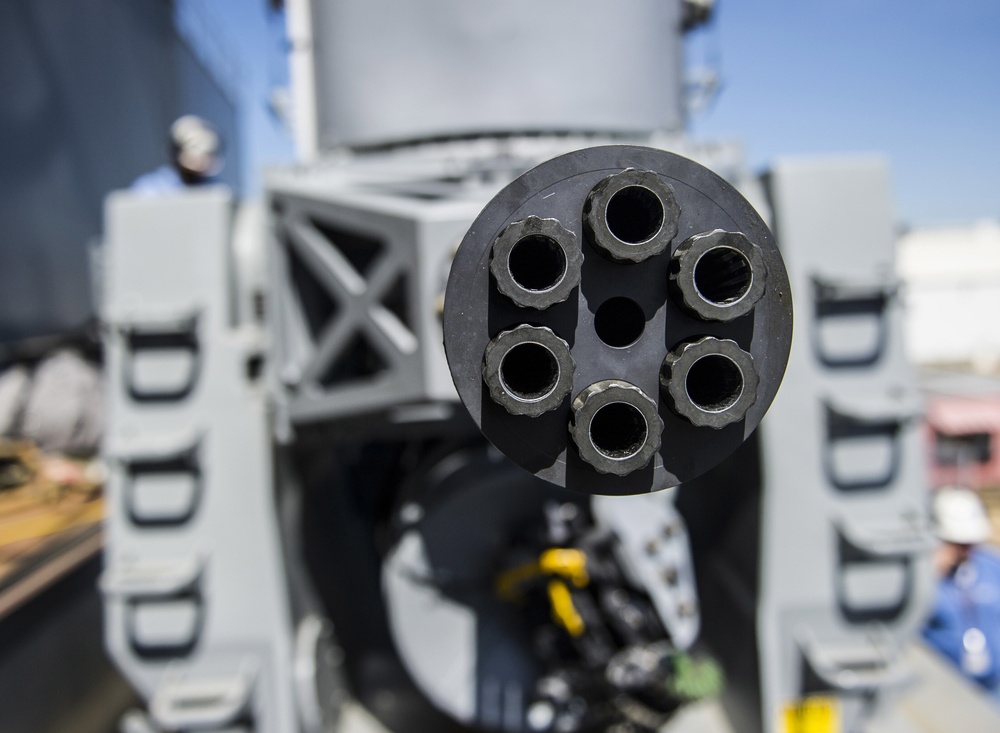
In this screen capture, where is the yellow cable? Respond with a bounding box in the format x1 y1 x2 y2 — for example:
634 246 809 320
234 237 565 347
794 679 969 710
538 548 589 588
547 579 585 637
495 547 590 600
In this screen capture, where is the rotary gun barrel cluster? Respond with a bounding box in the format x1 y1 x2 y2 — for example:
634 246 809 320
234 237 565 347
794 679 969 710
444 146 793 495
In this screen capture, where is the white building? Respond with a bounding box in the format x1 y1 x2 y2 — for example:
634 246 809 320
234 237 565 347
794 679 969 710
897 219 1000 372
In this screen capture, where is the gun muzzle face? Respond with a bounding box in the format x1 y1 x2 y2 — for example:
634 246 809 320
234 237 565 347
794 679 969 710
444 145 792 495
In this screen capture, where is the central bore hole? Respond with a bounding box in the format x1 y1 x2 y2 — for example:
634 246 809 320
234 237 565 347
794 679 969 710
499 342 559 401
605 186 664 244
686 354 744 412
594 297 645 348
590 402 648 459
508 235 567 292
694 246 753 305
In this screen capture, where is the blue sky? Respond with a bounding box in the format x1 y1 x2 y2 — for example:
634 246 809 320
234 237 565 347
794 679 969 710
199 0 998 228
686 1 1000 227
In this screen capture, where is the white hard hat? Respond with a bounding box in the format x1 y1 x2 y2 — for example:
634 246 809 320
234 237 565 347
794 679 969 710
170 115 222 176
932 486 992 545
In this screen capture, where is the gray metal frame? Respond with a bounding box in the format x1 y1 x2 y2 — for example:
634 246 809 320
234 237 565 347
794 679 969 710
99 144 961 733
101 190 306 732
753 159 933 733
266 172 481 432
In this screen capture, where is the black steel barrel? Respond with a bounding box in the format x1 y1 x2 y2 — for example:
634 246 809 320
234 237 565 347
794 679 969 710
444 145 793 495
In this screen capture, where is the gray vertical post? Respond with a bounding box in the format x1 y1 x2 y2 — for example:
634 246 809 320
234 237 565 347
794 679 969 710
101 190 303 732
753 159 933 733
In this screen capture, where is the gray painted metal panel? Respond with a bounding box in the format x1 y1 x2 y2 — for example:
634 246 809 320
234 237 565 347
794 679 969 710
266 161 490 431
309 0 685 148
751 158 934 733
101 191 305 732
592 493 700 649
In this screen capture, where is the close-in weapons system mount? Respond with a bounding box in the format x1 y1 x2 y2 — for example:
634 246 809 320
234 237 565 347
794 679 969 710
100 2 936 732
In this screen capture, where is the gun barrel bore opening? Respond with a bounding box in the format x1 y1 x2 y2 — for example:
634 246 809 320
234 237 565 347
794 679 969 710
694 246 753 305
594 297 645 348
499 341 560 401
589 402 648 459
606 186 664 244
508 235 567 292
685 354 744 412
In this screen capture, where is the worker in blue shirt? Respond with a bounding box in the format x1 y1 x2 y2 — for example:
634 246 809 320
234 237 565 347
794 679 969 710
923 485 1000 697
131 115 222 195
